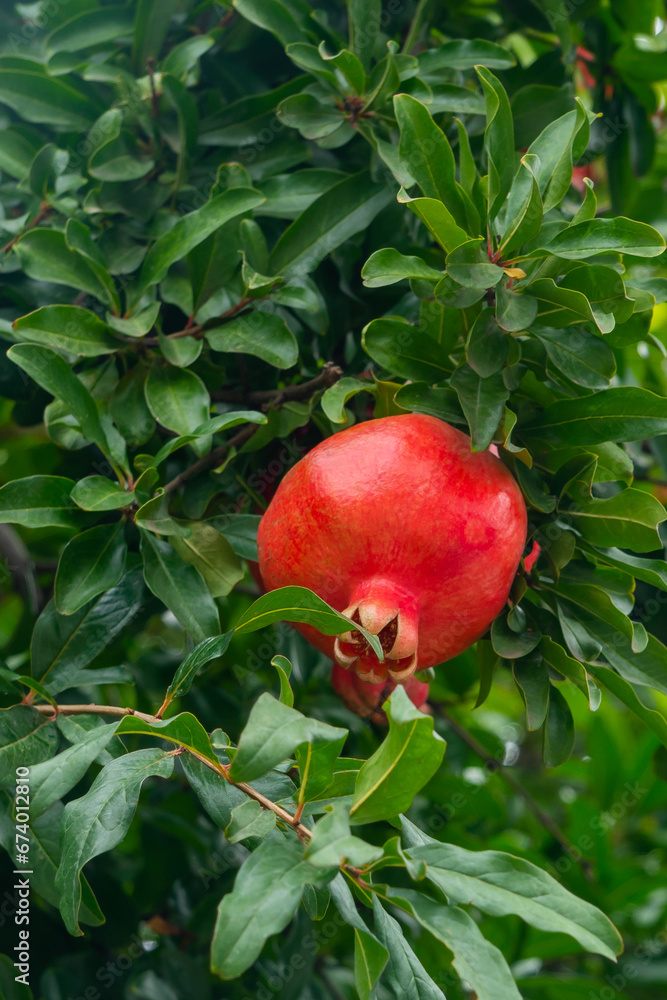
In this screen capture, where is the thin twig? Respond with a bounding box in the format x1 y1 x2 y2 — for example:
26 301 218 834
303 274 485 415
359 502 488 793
211 363 344 406
1 203 51 254
139 297 253 347
34 702 313 839
437 707 593 879
163 364 345 493
163 423 258 493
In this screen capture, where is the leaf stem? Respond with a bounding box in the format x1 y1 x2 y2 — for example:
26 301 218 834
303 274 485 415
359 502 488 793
437 707 593 880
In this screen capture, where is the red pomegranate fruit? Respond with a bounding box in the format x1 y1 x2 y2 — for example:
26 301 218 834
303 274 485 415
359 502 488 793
257 414 527 685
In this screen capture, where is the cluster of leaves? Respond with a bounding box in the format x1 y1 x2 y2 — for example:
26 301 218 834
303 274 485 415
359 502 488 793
0 0 667 998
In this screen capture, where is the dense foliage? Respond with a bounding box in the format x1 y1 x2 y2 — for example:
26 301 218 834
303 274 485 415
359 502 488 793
1 0 667 998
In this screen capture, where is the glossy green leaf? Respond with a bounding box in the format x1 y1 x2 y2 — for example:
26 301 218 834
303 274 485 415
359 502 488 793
386 888 522 1000
211 837 323 980
543 683 575 766
144 364 210 436
225 800 276 842
138 188 265 294
172 523 244 598
29 722 121 819
139 532 220 643
397 192 469 253
70 476 134 511
31 569 145 695
54 522 127 615
543 218 665 260
306 801 383 868
522 388 667 444
12 307 120 361
0 476 87 529
206 311 298 369
363 318 452 382
14 230 111 304
0 707 58 786
55 749 174 935
362 248 443 288
476 66 515 220
450 364 509 451
350 687 445 824
230 692 347 783
270 171 393 275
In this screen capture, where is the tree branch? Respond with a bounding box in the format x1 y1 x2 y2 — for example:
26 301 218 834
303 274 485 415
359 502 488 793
437 707 593 880
163 363 345 493
34 702 313 839
211 362 344 406
163 422 258 493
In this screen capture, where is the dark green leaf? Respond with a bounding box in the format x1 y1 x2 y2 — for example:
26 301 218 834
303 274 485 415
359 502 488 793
54 522 127 615
139 532 220 643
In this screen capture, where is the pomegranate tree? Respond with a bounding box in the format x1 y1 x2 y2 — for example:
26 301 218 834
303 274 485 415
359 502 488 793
258 414 528 698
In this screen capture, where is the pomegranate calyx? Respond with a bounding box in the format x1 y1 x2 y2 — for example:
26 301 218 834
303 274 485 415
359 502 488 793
334 582 419 684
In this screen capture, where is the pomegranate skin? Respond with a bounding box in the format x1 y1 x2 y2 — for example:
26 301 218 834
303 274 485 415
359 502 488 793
331 661 430 724
257 414 527 681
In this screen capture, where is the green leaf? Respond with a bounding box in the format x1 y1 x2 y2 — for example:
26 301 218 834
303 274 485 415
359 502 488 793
132 0 179 72
7 344 111 459
533 327 616 389
0 707 58 786
29 722 121 820
151 410 267 467
513 657 550 730
0 795 104 929
137 187 265 294
562 485 666 552
206 513 262 561
543 683 575 766
540 635 599 708
271 654 294 707
277 94 345 139
362 248 443 288
54 522 127 615
211 837 323 979
394 94 466 226
350 687 445 824
543 218 665 260
372 897 446 1000
386 888 522 1000
139 532 220 643
225 800 276 842
64 219 122 315
54 749 174 935
347 0 380 69
172 523 244 598
233 0 307 46
446 239 504 288
70 476 134 512
522 387 667 445
496 283 538 332
31 569 145 695
233 586 383 661
206 311 298 369
306 801 383 868
12 305 119 358
491 614 541 658
229 692 347 783
394 383 466 425
46 7 136 53
115 712 218 765
330 875 389 1000
591 546 667 592
321 377 374 423
144 364 210 437
0 475 88 529
14 230 112 304
467 308 508 377
406 838 620 959
418 40 516 78
163 632 234 705
0 67 102 129
450 364 508 451
498 154 543 256
397 192 469 253
294 736 348 804
476 66 515 220
363 318 452 382
269 171 393 275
